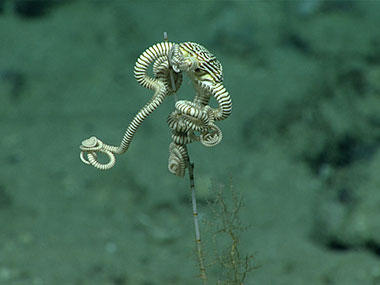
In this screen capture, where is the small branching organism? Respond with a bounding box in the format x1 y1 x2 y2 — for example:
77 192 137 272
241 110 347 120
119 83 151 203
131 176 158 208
78 33 232 284
206 183 257 284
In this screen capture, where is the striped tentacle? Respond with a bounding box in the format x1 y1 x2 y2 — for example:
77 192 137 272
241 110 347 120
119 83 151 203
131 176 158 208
167 110 196 145
171 131 195 145
117 80 167 154
152 55 168 75
175 100 210 132
134 42 175 90
79 136 117 170
168 142 189 177
167 110 189 132
115 42 175 155
200 123 223 147
209 82 232 121
79 80 168 169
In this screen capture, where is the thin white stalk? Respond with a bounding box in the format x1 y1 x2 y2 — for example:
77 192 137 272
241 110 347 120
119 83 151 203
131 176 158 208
188 162 207 284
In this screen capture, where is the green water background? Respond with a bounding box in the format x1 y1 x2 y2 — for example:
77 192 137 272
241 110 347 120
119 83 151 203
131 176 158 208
1 0 380 284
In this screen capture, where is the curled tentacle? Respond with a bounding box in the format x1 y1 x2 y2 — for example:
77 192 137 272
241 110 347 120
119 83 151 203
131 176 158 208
134 42 175 90
167 110 189 133
80 136 103 152
152 55 169 75
196 81 232 121
80 62 170 170
200 123 223 147
80 150 116 170
168 142 189 177
209 82 232 121
79 136 117 170
175 100 210 132
79 82 167 169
